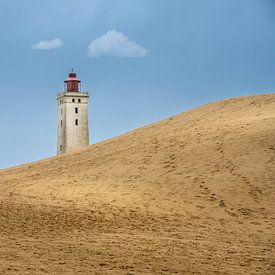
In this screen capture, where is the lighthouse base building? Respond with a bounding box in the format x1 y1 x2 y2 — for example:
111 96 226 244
57 71 89 155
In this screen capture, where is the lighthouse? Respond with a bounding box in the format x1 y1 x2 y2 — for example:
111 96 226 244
57 71 89 154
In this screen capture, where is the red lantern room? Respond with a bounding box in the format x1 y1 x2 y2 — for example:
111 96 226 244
64 70 81 92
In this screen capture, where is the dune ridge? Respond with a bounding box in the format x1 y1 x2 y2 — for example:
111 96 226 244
0 94 274 274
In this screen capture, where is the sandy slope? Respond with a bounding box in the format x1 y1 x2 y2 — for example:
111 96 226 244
0 94 274 274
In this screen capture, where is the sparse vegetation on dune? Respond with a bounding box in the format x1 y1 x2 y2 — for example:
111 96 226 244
0 94 274 274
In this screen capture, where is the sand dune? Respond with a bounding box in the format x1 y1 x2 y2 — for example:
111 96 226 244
0 94 274 274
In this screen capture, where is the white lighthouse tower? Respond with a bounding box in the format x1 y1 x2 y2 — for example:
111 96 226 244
57 71 89 155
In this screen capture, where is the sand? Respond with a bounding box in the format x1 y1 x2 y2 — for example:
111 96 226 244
0 94 274 274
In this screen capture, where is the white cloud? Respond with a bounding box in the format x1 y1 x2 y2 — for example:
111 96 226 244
31 38 64 50
88 30 147 58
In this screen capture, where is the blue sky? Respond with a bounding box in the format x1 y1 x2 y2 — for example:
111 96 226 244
0 0 274 168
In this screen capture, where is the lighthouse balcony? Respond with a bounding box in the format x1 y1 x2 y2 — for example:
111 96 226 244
57 91 89 99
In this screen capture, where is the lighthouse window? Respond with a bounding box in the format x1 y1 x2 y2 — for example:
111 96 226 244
78 99 81 103
61 108 63 115
75 119 78 126
75 107 78 114
72 98 75 103
60 120 63 126
60 145 63 151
